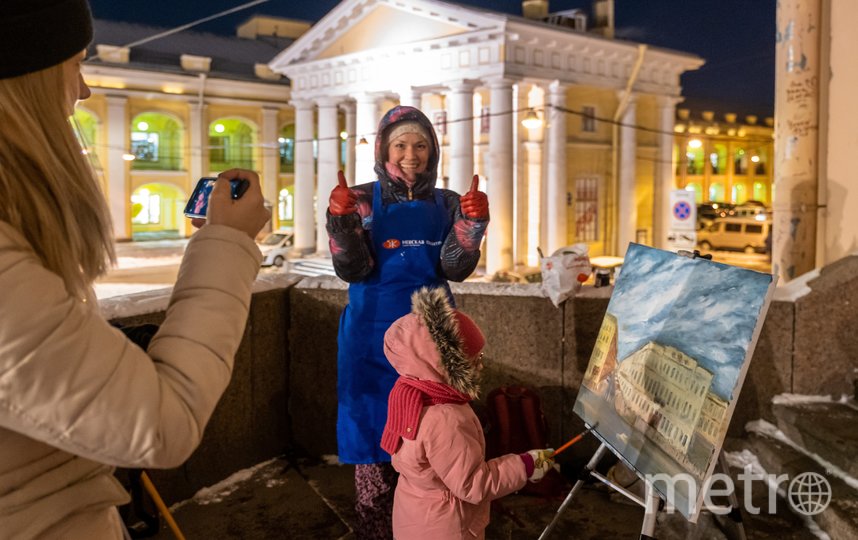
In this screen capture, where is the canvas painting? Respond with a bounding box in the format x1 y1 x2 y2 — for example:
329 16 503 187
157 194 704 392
573 243 776 520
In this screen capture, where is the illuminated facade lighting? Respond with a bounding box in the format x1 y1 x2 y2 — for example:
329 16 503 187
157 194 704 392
521 109 542 129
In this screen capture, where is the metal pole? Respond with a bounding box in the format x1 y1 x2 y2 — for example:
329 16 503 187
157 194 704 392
639 481 660 539
538 442 609 540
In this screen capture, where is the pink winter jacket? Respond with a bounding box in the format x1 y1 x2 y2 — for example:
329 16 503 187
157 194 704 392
383 294 528 540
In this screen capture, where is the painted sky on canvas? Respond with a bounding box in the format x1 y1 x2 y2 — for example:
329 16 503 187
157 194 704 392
609 244 772 400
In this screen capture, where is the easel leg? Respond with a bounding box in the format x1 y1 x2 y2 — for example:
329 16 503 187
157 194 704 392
639 481 660 540
537 442 609 540
718 452 748 540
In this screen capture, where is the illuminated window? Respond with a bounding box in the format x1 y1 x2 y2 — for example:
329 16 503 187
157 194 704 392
753 182 768 203
709 182 725 202
278 188 294 222
131 132 159 161
575 177 599 242
131 112 183 171
432 110 447 136
734 148 747 175
685 140 704 175
581 105 596 132
710 144 727 175
732 183 747 204
209 118 256 171
72 108 101 168
131 189 161 225
279 124 295 173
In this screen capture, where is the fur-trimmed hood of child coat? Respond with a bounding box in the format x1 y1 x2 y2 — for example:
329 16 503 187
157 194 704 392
383 287 482 398
383 288 527 540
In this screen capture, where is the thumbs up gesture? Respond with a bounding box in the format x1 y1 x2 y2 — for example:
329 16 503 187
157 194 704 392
329 170 358 216
459 175 489 220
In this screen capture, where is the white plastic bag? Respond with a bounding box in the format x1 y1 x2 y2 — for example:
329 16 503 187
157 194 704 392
540 244 592 308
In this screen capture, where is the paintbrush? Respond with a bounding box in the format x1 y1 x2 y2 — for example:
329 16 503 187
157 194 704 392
551 423 598 457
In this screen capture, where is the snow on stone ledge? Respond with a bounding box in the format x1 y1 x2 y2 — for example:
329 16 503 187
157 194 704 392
98 273 302 320
772 392 852 405
294 274 615 300
773 269 817 302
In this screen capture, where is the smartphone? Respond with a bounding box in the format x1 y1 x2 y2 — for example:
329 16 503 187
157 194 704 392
183 177 250 218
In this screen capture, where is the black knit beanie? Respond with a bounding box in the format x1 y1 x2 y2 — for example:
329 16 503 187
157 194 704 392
0 0 93 79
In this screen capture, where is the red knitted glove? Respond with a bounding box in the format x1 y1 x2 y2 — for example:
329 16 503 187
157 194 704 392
329 170 357 216
460 175 489 219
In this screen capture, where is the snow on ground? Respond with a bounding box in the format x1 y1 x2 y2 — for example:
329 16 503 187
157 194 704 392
723 449 831 540
171 458 280 510
746 419 858 490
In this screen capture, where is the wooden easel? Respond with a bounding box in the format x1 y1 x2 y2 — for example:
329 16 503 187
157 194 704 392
538 439 747 540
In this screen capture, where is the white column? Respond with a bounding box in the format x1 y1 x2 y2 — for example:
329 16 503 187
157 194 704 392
341 101 357 185
525 141 543 265
316 97 341 255
189 101 205 185
654 96 678 249
293 99 315 254
355 93 380 184
486 78 515 274
617 94 638 256
546 81 568 255
512 83 528 266
446 80 478 195
261 107 280 231
105 95 129 240
398 87 422 109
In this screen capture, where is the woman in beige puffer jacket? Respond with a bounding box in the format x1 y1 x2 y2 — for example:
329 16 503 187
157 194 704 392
0 1 270 537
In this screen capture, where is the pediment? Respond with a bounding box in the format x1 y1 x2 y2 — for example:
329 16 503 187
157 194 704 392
270 0 504 69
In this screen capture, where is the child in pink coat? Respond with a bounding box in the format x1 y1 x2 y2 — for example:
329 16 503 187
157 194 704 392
382 287 554 540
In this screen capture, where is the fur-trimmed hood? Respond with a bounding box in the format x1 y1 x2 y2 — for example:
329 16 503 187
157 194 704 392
373 106 440 200
383 287 483 399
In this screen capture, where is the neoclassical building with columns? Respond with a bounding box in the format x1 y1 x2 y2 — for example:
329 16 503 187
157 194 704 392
269 0 703 271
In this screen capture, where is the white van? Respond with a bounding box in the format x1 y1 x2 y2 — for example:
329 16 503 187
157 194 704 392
697 218 770 254
257 230 294 267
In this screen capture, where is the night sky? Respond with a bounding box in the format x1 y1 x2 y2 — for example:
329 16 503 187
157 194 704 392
87 0 776 116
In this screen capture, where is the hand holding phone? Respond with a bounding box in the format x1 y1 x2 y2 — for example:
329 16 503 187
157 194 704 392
184 177 250 218
192 169 270 239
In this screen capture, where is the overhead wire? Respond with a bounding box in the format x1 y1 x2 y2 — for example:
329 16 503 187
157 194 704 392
85 0 271 63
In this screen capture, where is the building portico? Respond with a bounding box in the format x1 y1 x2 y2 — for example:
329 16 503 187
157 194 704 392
269 0 703 270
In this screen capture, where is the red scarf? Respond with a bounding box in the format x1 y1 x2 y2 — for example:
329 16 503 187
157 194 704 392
381 377 471 455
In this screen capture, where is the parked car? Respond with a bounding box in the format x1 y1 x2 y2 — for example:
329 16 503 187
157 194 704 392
257 230 294 267
697 218 770 254
731 202 770 220
697 201 734 221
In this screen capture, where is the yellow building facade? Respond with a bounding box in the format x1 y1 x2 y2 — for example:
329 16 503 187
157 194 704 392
673 109 775 206
75 17 312 240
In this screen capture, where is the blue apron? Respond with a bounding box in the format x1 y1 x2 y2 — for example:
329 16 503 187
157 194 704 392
336 182 451 464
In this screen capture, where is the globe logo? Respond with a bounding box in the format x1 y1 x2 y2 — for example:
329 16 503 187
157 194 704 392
788 472 832 516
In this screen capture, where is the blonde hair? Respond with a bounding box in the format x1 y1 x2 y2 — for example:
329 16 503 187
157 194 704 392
0 62 115 300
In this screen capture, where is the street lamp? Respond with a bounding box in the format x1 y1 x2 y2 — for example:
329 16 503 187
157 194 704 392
521 109 542 129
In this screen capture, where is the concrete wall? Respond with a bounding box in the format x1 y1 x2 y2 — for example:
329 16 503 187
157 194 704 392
103 255 858 505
